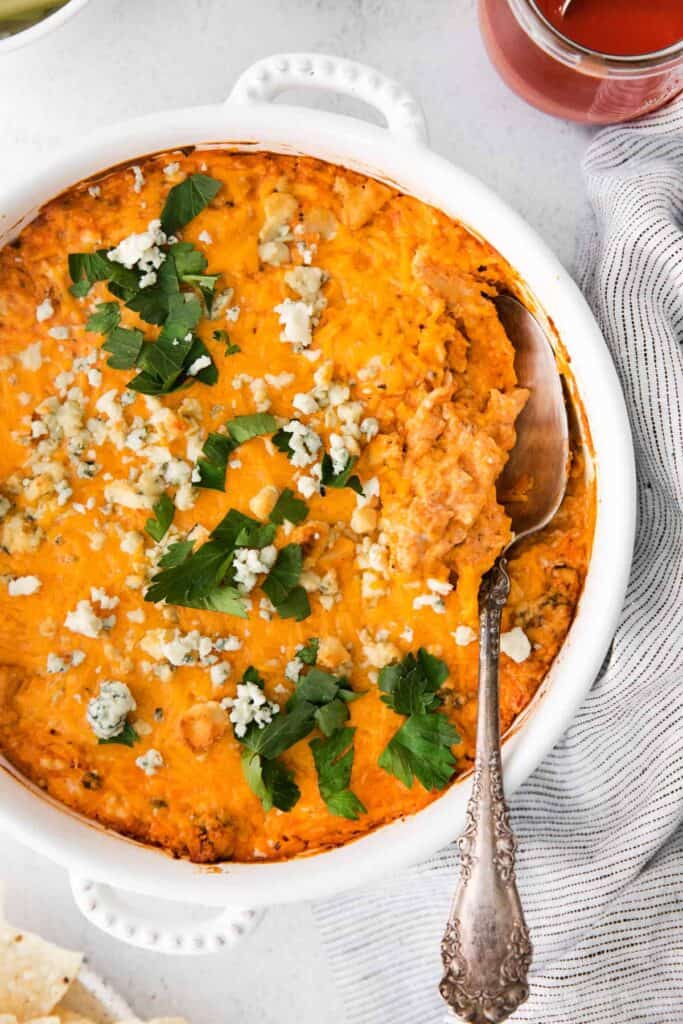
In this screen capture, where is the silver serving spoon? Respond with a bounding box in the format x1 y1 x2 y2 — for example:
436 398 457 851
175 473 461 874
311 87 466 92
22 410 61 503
440 295 569 1023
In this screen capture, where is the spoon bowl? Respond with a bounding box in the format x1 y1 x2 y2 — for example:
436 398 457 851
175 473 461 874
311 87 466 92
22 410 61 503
440 294 570 1024
495 294 570 543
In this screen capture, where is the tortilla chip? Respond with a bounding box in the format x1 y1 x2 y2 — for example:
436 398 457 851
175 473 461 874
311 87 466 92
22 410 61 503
56 1014 96 1024
24 1019 61 1024
0 1016 18 1024
117 1020 189 1024
0 887 82 1019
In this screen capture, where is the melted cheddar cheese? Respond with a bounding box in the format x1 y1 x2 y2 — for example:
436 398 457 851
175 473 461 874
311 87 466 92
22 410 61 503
0 151 594 862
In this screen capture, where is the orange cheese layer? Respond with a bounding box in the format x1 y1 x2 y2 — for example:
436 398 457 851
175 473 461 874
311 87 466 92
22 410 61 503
0 151 594 863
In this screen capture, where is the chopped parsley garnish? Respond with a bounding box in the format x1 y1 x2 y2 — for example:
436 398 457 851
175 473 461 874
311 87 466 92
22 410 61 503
262 544 311 621
241 750 299 813
269 487 308 526
288 667 360 737
297 637 319 665
68 251 138 299
100 326 144 369
379 648 448 716
379 713 459 791
235 662 365 818
145 508 258 616
145 508 276 617
242 664 265 688
158 539 194 567
126 242 210 325
98 722 139 747
144 493 175 543
310 727 367 820
321 452 363 494
377 649 459 791
242 699 316 759
213 329 240 354
86 301 120 334
70 176 224 395
195 432 236 491
271 426 295 456
160 173 222 235
226 413 277 445
195 414 276 492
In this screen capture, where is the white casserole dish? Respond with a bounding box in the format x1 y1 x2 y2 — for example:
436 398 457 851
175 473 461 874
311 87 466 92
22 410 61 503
0 53 636 948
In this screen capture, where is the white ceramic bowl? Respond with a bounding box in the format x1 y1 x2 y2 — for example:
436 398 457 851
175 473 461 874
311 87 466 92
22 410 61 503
0 53 636 945
0 0 90 55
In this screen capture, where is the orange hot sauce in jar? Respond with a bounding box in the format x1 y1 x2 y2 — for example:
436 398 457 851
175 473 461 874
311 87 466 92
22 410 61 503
479 0 683 123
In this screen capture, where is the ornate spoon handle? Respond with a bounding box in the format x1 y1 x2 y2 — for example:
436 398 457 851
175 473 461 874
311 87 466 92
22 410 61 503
440 557 532 1023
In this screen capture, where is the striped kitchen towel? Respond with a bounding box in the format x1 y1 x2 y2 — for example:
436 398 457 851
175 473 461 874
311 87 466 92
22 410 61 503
314 96 683 1023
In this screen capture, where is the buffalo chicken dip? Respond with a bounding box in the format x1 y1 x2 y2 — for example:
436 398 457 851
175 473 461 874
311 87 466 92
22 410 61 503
0 152 594 862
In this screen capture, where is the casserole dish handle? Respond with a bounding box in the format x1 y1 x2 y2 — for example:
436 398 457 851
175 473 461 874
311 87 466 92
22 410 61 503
70 874 261 956
229 53 428 144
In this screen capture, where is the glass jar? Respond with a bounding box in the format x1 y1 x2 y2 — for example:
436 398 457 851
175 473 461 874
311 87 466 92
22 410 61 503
478 0 683 124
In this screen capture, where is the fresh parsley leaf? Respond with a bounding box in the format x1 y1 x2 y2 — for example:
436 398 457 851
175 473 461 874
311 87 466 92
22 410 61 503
171 242 208 278
378 712 459 791
125 284 173 326
226 413 277 445
102 326 144 369
158 540 194 567
183 273 221 312
242 700 316 759
288 667 358 733
262 545 311 620
68 250 140 301
310 727 366 820
235 522 278 549
269 488 308 526
241 750 300 813
321 453 363 494
378 648 448 716
145 538 246 616
274 586 311 621
324 789 368 819
262 544 302 606
213 329 240 354
185 337 218 386
159 292 202 342
195 432 237 491
86 301 120 334
160 173 223 235
98 722 139 747
194 416 275 491
297 637 319 665
314 698 350 737
129 318 216 397
272 426 295 457
144 493 175 543
125 250 181 325
211 508 270 548
242 665 265 688
130 329 195 395
291 667 340 706
196 586 249 614
68 251 114 295
144 508 278 616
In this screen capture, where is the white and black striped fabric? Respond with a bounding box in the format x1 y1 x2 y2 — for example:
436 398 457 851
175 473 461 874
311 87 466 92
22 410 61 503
313 97 683 1023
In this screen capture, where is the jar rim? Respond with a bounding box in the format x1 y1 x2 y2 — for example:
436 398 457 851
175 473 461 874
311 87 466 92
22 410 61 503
510 0 683 72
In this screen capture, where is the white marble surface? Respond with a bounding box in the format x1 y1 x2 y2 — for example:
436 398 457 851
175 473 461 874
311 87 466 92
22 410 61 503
0 1 596 1021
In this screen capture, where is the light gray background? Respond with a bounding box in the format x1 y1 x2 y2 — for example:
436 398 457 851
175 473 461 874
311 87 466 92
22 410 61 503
0 1 595 1021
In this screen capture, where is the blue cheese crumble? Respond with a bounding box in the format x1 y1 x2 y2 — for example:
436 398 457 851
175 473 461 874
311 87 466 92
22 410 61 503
135 748 164 776
221 682 279 739
86 680 136 740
